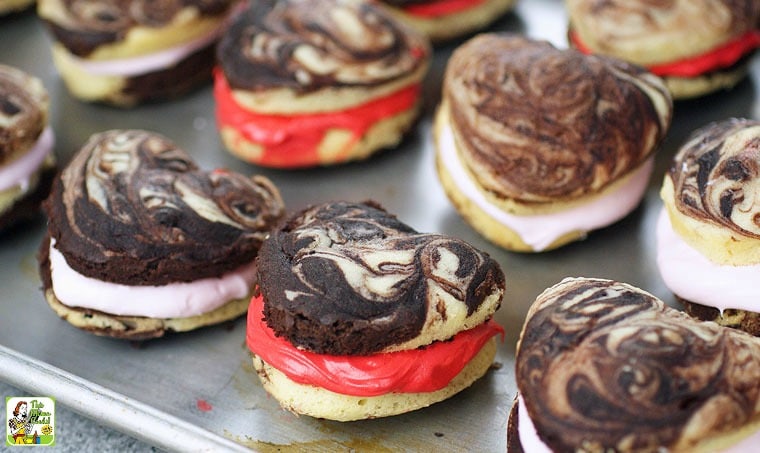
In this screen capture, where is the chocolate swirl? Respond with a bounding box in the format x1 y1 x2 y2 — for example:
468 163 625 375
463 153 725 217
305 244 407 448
669 118 760 238
40 0 235 56
444 34 672 203
0 65 48 163
567 0 759 57
218 0 429 92
45 130 285 286
516 277 760 451
257 201 505 355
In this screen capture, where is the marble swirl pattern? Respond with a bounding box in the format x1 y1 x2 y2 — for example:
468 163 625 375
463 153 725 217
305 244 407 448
39 0 235 56
669 118 760 238
48 129 284 285
566 0 759 59
257 201 505 355
516 277 760 452
0 64 48 163
443 34 672 204
218 0 429 92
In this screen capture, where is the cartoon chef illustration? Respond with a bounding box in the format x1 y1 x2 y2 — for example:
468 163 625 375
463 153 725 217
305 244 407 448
8 400 32 444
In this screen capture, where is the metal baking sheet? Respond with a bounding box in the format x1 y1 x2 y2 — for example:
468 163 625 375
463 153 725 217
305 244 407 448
1 1 758 451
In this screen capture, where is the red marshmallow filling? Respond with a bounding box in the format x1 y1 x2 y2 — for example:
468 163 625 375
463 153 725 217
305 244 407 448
246 294 504 397
402 0 486 18
569 29 760 78
214 69 421 168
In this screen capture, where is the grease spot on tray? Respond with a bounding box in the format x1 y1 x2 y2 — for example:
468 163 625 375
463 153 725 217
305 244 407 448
196 399 213 412
230 358 258 400
19 253 38 280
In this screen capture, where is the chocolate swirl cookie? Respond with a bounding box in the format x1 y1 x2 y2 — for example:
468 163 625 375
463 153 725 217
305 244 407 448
257 201 505 355
0 65 49 164
38 0 240 106
0 64 56 233
40 0 234 57
214 0 429 167
566 0 760 99
512 277 760 452
376 0 517 43
218 0 429 93
443 34 671 204
43 130 285 286
567 0 759 65
657 118 760 336
669 118 760 239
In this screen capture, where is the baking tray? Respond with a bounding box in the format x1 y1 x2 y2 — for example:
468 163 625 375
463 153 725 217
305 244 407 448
1 1 758 451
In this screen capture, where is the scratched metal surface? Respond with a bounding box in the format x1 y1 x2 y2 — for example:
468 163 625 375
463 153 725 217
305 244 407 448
1 1 758 451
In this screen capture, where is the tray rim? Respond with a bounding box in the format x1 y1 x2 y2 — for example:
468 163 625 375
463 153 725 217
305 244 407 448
0 345 251 452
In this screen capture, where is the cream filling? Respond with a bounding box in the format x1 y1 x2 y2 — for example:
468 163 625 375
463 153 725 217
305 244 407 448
65 26 223 77
49 239 256 318
656 209 760 313
517 396 553 453
0 127 54 192
518 396 760 452
437 119 653 251
720 428 760 453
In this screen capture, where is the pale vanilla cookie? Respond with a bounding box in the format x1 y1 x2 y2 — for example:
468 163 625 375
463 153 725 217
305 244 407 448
215 0 431 168
657 118 760 336
0 64 56 231
435 33 672 252
246 201 505 420
44 291 251 340
509 277 760 453
378 0 517 43
37 0 241 107
38 130 285 340
566 0 760 99
251 338 498 421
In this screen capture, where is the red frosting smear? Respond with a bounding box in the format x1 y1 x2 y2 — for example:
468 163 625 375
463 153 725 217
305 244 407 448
246 294 504 397
570 30 760 78
214 69 421 168
403 0 486 17
196 399 213 412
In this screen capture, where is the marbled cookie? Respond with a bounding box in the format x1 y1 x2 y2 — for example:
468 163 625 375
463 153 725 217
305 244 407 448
0 64 56 232
38 130 285 339
567 0 760 99
657 118 760 336
247 201 505 420
215 0 430 168
434 33 672 252
378 0 516 43
509 277 760 452
37 0 242 107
